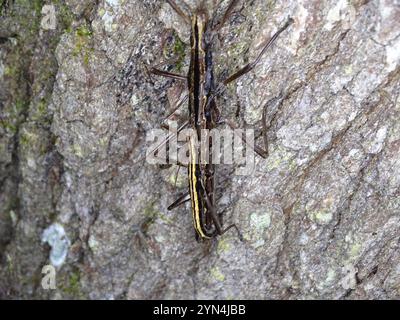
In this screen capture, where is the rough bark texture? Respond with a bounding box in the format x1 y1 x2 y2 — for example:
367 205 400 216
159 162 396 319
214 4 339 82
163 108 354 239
0 0 399 299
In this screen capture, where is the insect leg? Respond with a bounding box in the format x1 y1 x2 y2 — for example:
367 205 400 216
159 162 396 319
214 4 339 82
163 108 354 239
150 67 187 81
168 192 191 210
148 120 189 158
201 180 244 241
161 95 189 128
219 118 268 158
214 0 240 31
223 17 293 85
166 0 191 25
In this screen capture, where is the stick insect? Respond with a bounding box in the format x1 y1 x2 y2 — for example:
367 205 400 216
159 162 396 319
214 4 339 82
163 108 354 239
150 0 293 241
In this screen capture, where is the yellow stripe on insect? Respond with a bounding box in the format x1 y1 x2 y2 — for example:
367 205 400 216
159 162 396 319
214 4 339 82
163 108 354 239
188 136 210 239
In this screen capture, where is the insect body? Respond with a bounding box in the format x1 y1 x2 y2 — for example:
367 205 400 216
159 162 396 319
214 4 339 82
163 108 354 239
151 0 293 241
187 11 232 239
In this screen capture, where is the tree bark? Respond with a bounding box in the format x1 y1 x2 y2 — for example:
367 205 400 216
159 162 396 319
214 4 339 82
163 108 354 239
1 0 399 299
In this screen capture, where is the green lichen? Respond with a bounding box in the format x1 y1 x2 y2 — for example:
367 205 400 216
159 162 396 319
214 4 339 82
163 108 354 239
71 143 84 157
0 0 46 139
210 267 225 282
144 201 159 220
307 195 335 224
13 0 43 37
76 25 92 37
67 272 80 295
19 133 30 146
32 0 42 15
4 65 18 77
349 243 362 259
173 36 186 72
0 0 5 11
227 40 248 61
313 210 333 223
163 32 187 73
6 254 14 274
217 238 231 254
60 271 85 299
73 25 94 66
144 201 172 224
31 99 47 119
15 98 29 113
98 7 106 17
19 130 39 148
264 146 296 172
0 120 17 134
51 0 75 33
246 210 271 248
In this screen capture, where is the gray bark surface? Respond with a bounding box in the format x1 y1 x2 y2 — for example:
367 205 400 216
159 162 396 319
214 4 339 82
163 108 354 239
0 0 399 299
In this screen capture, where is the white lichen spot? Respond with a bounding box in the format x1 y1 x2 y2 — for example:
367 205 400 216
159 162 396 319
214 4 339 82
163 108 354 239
217 238 231 254
102 11 114 33
345 232 352 243
64 171 73 188
9 210 18 226
98 8 106 17
252 239 266 249
41 223 71 267
364 282 375 291
250 211 271 231
343 148 364 174
344 64 353 75
349 243 362 258
314 210 333 223
265 146 296 171
333 64 355 92
72 144 84 157
308 195 335 224
385 37 400 72
0 60 4 78
324 0 355 31
320 110 330 122
297 156 310 166
155 234 166 243
130 94 139 106
325 268 336 284
348 148 360 158
299 232 309 245
348 110 357 121
246 209 272 248
341 264 357 290
101 0 121 33
288 1 309 53
105 0 120 7
27 157 37 170
367 126 388 154
88 234 100 253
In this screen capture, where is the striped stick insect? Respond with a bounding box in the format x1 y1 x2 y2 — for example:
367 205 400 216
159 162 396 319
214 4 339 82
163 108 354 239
149 0 293 241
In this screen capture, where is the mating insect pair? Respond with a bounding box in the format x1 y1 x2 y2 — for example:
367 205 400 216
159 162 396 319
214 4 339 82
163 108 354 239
150 0 293 241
